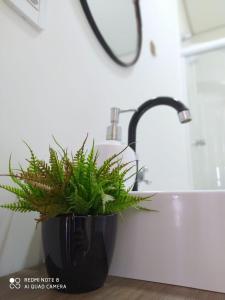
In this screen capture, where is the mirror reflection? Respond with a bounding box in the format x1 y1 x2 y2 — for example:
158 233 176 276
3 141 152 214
81 0 142 66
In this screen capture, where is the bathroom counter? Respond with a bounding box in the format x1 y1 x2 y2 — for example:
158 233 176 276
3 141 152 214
0 265 224 300
110 191 225 293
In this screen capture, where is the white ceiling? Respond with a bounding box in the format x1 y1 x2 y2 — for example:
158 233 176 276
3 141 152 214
183 0 225 34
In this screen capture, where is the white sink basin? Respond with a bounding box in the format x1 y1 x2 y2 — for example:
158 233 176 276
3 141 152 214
110 191 225 293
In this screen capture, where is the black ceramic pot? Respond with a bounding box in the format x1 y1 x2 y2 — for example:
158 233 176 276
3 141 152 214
42 214 117 293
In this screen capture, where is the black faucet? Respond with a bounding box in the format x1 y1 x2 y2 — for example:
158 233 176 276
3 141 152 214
128 96 192 191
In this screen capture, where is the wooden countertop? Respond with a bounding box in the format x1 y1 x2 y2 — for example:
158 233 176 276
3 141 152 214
0 265 225 300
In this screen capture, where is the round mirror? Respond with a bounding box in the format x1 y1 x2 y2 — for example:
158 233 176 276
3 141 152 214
80 0 142 67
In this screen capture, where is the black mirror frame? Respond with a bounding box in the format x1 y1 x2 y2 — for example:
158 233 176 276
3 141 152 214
80 0 142 67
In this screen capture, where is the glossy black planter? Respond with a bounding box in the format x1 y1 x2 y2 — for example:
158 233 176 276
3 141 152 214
42 214 117 294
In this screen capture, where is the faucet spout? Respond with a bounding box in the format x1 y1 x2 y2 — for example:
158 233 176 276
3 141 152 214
128 96 192 190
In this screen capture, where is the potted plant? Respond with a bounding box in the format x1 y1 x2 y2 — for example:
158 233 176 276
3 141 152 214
0 137 152 293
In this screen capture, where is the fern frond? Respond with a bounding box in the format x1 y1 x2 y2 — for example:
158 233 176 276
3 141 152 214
0 137 155 221
66 192 90 215
49 147 63 184
52 136 68 158
0 184 28 199
0 200 33 212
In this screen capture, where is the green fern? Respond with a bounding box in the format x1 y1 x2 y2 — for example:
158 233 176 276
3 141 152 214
0 200 33 213
0 137 154 222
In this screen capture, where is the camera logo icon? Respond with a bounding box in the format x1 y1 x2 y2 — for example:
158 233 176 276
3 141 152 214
9 278 21 289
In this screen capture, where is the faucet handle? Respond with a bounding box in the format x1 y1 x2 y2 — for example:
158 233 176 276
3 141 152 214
137 167 151 185
192 139 206 147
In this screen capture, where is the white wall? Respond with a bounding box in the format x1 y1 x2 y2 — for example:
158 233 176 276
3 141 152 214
0 0 190 276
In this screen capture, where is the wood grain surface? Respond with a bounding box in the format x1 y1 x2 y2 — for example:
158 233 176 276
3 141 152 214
0 265 225 300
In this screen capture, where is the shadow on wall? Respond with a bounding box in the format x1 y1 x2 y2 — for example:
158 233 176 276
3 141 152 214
0 211 43 276
0 211 14 257
25 222 44 268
